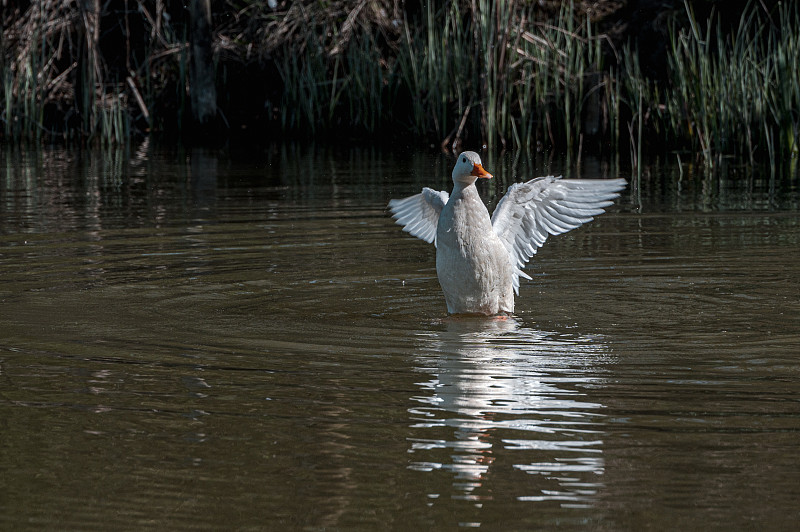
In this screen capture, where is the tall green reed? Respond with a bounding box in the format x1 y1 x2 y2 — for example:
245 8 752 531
395 0 474 141
395 0 607 154
95 90 129 145
661 1 799 170
3 18 47 141
276 34 326 133
276 23 396 135
344 33 392 133
514 4 604 154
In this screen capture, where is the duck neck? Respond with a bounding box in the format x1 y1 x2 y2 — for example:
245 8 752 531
451 180 477 199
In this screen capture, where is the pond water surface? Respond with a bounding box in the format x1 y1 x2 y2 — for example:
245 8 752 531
1 145 799 529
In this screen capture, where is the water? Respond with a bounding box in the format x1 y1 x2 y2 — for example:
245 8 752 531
1 145 799 529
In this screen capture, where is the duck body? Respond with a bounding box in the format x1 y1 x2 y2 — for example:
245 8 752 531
388 151 627 316
436 182 515 315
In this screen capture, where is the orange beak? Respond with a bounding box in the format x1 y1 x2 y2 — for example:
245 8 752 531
470 163 493 179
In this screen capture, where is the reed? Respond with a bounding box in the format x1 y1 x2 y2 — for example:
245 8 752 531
3 6 50 141
660 1 799 169
344 33 393 133
512 3 605 153
1 0 185 144
395 0 474 141
394 1 607 154
94 89 129 146
276 32 330 133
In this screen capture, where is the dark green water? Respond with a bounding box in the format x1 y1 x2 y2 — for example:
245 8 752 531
1 145 799 529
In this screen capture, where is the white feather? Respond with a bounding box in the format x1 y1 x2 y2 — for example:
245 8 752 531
388 187 449 246
491 175 627 289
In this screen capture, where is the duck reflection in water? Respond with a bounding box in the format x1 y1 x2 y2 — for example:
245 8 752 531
408 317 610 508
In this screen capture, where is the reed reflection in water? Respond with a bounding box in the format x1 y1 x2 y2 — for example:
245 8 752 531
408 318 610 508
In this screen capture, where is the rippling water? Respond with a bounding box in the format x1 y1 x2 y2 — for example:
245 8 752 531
1 145 799 529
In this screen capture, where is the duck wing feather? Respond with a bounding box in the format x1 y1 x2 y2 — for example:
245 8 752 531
491 176 627 291
388 187 450 246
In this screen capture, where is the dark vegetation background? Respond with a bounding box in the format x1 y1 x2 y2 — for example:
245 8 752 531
1 0 797 172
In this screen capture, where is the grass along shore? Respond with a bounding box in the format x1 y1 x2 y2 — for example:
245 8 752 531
1 1 798 174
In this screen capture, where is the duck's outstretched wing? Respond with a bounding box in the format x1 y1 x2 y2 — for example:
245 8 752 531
388 188 450 246
491 176 627 291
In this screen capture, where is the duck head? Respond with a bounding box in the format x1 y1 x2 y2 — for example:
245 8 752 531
452 151 493 186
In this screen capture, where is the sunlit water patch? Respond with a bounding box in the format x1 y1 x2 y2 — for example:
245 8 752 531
407 319 611 509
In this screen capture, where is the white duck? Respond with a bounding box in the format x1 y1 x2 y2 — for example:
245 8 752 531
388 151 626 315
